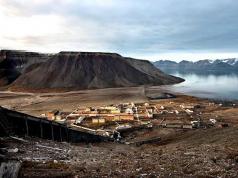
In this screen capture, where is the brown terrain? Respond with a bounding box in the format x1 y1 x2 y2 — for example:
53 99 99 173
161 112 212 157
0 86 150 116
1 86 238 178
0 50 237 177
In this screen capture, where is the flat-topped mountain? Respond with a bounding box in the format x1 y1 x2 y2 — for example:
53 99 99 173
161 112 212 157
11 51 183 91
0 50 183 91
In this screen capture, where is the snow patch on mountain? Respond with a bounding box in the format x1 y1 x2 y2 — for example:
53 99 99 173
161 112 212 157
220 58 238 65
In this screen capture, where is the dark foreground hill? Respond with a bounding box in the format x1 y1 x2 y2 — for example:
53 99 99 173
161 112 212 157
1 51 183 91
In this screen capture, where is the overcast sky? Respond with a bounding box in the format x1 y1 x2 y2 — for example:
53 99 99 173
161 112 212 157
1 0 238 61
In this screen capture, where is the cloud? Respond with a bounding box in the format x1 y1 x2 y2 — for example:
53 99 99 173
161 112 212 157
0 0 238 60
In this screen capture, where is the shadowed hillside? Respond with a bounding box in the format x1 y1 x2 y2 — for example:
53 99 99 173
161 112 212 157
0 50 50 86
11 51 183 91
0 50 184 91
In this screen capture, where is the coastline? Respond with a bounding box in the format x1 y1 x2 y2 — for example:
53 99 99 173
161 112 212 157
1 87 238 177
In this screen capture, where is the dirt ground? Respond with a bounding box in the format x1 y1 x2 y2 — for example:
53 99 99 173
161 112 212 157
1 86 238 177
2 127 238 178
0 86 149 116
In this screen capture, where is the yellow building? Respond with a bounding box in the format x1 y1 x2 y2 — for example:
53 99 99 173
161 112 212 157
99 106 120 114
55 115 62 121
92 118 106 124
114 114 134 121
111 109 120 114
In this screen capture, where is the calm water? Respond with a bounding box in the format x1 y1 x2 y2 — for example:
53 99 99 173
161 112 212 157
167 72 238 100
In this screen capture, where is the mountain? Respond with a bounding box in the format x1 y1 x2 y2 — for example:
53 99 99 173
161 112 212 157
5 51 184 91
154 59 238 74
234 62 238 69
220 58 238 65
153 60 178 71
0 50 50 86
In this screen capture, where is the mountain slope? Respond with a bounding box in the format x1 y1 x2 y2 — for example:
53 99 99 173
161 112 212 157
124 57 181 84
0 50 50 86
11 51 184 91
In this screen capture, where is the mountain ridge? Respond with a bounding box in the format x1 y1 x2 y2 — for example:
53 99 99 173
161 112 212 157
154 58 238 74
0 50 184 91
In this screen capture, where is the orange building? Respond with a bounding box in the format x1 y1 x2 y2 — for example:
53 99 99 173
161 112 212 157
46 110 60 120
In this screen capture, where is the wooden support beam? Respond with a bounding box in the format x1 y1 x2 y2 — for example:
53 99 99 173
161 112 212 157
66 127 69 142
40 120 43 138
51 122 54 141
25 118 29 136
59 127 62 142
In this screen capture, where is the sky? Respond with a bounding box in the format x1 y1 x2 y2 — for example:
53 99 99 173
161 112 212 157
0 0 238 61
